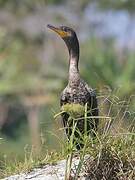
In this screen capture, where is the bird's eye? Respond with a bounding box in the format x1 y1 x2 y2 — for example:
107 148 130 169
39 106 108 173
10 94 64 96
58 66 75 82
63 27 67 32
61 27 67 32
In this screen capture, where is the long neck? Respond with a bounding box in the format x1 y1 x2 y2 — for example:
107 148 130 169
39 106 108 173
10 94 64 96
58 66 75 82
66 36 80 86
68 52 80 86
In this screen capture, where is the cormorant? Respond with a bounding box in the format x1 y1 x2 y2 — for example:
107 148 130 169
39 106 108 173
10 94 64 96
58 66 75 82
47 24 98 149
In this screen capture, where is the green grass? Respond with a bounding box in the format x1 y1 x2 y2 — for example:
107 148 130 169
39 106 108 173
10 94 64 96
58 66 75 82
0 146 65 178
0 94 135 179
1 131 134 179
54 96 135 180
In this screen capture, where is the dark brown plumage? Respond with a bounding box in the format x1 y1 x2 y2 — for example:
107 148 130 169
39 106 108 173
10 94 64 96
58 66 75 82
47 24 98 149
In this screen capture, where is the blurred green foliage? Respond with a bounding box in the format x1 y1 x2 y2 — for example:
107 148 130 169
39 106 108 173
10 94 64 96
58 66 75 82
81 38 135 97
0 0 134 12
0 0 64 10
99 0 135 12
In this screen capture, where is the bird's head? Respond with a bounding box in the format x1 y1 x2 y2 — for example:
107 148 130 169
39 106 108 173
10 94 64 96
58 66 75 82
47 24 79 55
47 24 76 40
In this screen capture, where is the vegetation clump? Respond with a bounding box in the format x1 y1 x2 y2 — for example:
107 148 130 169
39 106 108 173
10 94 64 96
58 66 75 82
61 103 85 118
84 135 135 180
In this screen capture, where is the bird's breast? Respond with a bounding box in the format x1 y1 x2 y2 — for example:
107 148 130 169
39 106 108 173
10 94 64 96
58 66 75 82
66 86 89 105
